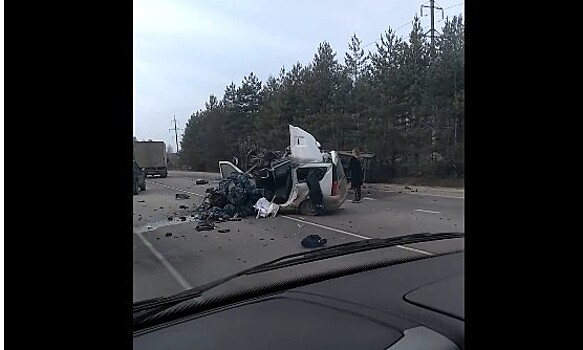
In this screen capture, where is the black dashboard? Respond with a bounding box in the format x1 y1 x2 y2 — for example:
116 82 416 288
134 251 464 349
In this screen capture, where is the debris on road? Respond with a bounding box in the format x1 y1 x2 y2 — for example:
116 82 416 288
190 173 263 222
179 205 189 209
253 197 280 218
218 229 231 233
195 179 209 185
176 193 191 200
165 232 172 237
404 186 411 190
168 217 173 221
137 200 145 203
195 221 215 231
180 216 187 221
301 235 327 248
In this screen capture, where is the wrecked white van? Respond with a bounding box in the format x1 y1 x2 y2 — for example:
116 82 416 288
218 125 348 216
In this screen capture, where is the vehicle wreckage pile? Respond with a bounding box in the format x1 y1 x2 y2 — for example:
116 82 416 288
191 172 264 223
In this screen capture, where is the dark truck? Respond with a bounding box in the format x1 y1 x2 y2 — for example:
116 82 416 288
134 140 168 178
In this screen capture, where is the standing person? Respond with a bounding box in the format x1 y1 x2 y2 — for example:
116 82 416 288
348 148 364 203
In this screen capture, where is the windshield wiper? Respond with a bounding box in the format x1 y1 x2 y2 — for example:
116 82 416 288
133 231 463 313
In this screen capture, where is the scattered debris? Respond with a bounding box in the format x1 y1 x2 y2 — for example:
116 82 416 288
190 173 263 222
137 200 145 203
165 232 172 237
218 229 231 233
138 217 142 221
195 179 209 185
254 197 279 218
301 235 327 248
195 221 214 231
176 193 191 200
404 186 411 190
180 216 187 221
168 217 173 221
179 205 189 209
159 207 164 209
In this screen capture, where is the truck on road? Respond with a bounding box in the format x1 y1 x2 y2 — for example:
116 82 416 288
134 140 168 178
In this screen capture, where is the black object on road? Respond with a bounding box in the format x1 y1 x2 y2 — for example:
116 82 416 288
176 193 191 200
301 235 328 248
195 179 209 185
218 229 231 233
180 216 187 221
195 222 214 231
165 232 172 237
168 217 173 221
179 205 189 209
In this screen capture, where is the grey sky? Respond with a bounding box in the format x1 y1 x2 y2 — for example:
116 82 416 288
133 0 464 151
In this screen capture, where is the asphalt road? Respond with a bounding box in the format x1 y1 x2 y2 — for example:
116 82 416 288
133 171 464 302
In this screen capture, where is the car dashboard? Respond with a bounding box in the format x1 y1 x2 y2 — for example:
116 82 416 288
134 251 464 349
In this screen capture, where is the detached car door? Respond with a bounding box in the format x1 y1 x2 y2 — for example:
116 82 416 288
218 161 244 179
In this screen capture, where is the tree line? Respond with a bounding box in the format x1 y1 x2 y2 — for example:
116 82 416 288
180 16 464 181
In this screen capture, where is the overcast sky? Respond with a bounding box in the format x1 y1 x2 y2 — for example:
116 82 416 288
133 0 464 152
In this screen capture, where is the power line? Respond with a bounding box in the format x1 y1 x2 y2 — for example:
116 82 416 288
362 20 413 49
358 1 463 51
444 3 463 10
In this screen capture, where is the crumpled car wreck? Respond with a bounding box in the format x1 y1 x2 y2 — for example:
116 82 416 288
218 125 348 216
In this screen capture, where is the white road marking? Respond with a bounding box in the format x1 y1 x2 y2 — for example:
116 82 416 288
134 230 192 290
281 215 434 256
414 209 441 214
148 180 205 197
396 245 434 256
370 189 464 199
282 215 371 239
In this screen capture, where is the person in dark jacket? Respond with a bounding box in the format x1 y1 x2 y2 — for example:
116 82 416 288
348 148 364 203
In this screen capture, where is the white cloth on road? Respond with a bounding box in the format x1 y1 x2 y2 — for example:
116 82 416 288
253 197 280 218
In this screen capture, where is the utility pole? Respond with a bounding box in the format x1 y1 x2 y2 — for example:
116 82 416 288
421 0 444 57
169 115 182 153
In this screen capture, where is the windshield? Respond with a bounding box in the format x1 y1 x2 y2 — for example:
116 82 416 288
133 0 464 307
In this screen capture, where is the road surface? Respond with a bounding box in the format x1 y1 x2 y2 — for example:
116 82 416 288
133 171 464 302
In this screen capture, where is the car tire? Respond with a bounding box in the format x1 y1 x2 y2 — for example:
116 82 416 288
299 199 317 216
133 180 139 195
